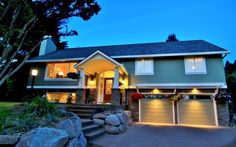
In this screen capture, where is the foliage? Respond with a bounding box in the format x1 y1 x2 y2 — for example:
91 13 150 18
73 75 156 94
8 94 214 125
0 107 10 133
27 95 56 117
0 0 101 86
214 92 232 104
169 94 182 102
166 34 179 42
131 92 143 102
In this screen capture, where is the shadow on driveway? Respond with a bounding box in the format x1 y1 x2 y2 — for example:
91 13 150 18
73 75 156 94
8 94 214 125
92 124 236 147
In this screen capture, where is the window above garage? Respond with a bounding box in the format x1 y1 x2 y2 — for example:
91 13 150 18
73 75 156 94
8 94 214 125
135 58 154 75
184 57 207 74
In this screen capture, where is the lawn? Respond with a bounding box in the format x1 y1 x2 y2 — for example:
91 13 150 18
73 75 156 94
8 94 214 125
0 102 23 108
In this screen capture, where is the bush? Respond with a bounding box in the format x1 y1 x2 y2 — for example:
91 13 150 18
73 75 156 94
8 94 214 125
27 96 56 117
131 92 143 102
214 92 232 104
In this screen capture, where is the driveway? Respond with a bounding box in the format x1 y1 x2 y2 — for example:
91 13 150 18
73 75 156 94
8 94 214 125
92 124 236 147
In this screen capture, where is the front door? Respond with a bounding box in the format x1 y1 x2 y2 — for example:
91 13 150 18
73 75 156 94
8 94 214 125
104 78 113 103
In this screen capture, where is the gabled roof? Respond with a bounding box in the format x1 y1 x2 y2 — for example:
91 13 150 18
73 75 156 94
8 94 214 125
27 40 229 62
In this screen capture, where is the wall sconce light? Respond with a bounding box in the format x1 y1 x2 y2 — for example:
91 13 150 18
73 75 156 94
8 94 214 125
191 88 199 94
152 88 161 94
31 69 38 76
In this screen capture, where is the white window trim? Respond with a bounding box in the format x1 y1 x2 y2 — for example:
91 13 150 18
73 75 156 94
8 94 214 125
135 58 154 75
44 63 77 81
184 57 207 75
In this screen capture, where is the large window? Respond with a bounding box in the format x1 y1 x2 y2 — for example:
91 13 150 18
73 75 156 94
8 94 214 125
184 57 207 74
135 58 154 75
46 62 77 79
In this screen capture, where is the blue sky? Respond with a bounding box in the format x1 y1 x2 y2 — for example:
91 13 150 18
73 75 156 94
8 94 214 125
62 0 236 63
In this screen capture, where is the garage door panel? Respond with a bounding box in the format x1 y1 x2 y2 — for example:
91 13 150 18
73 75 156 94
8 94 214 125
178 99 216 126
140 99 174 124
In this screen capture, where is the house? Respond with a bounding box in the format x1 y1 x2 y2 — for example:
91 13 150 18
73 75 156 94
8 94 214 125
26 36 229 126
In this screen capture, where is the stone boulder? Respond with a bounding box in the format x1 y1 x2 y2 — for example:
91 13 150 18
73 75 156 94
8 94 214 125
0 135 18 145
118 125 126 133
66 134 86 147
105 114 120 126
93 113 107 120
117 112 128 128
104 125 120 134
93 119 105 126
56 115 82 138
16 127 68 147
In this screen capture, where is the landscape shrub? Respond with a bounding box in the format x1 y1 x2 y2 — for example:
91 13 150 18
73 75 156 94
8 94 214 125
0 107 10 133
27 95 56 117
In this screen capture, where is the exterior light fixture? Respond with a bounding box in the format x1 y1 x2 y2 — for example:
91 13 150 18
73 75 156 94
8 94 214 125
152 88 161 94
191 88 199 94
72 93 76 97
31 69 38 89
31 69 38 76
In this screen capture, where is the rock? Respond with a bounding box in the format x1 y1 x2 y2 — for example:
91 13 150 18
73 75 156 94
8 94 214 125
66 112 77 117
78 132 87 147
66 134 86 147
16 127 68 147
93 113 107 120
93 119 105 126
117 112 128 128
105 114 120 126
104 125 120 134
124 111 131 118
119 125 126 133
56 115 82 138
56 109 67 116
0 135 18 145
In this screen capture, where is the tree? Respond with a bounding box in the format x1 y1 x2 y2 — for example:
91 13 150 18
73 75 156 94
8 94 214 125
166 34 179 42
0 0 101 86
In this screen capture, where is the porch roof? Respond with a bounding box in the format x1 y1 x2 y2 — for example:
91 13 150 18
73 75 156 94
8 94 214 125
74 50 128 75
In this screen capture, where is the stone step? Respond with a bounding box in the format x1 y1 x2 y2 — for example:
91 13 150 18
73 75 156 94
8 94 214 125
68 109 96 113
84 129 106 143
82 124 101 134
76 113 93 119
81 119 94 127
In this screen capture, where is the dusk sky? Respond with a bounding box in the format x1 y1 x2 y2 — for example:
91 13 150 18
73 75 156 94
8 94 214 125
62 0 236 63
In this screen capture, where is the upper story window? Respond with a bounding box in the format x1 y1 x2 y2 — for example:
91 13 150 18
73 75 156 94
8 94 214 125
46 62 77 79
135 58 154 75
184 57 207 74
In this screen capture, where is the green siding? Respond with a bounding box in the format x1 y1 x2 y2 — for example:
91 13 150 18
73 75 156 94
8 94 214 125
27 63 78 87
120 56 226 85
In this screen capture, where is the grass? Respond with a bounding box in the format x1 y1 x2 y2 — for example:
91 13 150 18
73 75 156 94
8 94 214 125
0 102 23 108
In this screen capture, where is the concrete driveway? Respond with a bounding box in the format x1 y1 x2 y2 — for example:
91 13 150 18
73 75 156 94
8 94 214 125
92 124 236 147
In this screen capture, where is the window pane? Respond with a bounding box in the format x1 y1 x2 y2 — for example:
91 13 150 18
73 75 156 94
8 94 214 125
185 58 194 73
144 60 153 73
46 62 77 79
136 60 145 73
195 57 206 73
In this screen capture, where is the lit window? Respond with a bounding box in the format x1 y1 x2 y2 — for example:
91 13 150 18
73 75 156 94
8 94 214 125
135 58 154 75
46 62 77 79
184 57 207 74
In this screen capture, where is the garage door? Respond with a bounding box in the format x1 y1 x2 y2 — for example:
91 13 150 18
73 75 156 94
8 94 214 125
140 99 174 124
178 99 216 125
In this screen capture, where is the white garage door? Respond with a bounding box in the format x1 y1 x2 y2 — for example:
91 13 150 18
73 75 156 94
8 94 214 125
178 99 216 126
140 99 174 124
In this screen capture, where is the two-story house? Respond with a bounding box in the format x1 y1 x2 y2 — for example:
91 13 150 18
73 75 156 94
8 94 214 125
26 36 229 126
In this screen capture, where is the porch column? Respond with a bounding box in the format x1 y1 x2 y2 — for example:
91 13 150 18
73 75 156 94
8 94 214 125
76 67 86 104
112 66 121 105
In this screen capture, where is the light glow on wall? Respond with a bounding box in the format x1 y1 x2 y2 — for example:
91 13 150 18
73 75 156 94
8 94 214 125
152 88 161 94
191 88 200 94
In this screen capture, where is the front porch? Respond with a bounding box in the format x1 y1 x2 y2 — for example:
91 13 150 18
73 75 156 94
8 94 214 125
75 50 129 105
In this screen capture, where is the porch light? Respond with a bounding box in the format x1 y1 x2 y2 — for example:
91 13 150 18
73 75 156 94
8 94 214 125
72 93 76 97
152 88 161 94
191 88 199 94
31 69 38 76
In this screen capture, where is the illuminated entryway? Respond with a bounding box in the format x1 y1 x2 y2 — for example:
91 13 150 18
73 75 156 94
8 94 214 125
74 50 128 104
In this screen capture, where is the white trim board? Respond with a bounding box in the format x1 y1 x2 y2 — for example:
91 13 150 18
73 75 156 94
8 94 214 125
26 86 79 89
26 51 230 63
132 83 227 89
